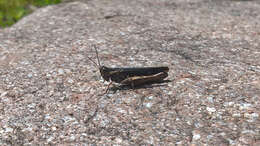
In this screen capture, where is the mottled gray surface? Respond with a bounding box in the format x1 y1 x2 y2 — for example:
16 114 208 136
0 0 260 145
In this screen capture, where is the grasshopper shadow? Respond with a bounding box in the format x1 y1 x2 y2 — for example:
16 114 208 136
109 79 172 92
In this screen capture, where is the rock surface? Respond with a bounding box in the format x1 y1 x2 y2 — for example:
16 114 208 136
0 0 260 145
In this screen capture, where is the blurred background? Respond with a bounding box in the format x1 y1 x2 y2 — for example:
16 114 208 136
0 0 61 28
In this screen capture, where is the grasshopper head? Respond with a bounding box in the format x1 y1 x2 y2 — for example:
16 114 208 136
99 66 110 81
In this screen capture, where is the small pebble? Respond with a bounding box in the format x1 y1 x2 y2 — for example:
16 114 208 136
27 73 33 78
207 107 216 113
145 102 153 108
5 127 13 133
232 113 241 118
148 96 154 100
58 68 64 75
193 133 201 140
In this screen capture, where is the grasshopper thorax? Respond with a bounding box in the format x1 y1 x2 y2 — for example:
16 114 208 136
99 66 111 81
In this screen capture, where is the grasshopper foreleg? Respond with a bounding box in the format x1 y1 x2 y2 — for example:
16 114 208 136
105 82 113 94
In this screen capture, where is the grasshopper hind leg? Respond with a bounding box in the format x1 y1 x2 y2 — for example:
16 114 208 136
121 72 168 87
105 72 168 93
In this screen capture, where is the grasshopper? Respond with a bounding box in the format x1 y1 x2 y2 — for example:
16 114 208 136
87 45 169 93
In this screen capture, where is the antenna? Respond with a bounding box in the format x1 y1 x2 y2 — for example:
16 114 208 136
93 45 101 67
86 45 102 69
86 55 99 69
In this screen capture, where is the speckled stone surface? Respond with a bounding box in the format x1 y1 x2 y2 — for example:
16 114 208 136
0 0 259 145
